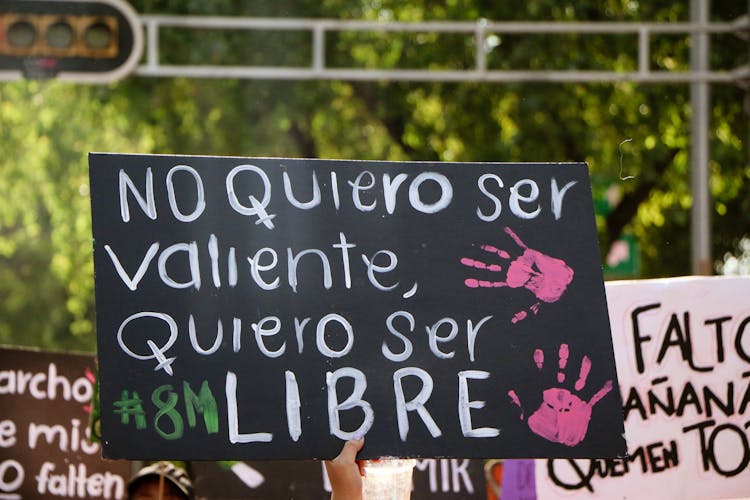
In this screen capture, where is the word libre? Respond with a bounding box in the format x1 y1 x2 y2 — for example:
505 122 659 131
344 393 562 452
112 362 501 445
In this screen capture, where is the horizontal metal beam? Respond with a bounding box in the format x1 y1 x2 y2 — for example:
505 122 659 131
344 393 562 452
138 15 742 34
135 66 738 83
136 15 748 83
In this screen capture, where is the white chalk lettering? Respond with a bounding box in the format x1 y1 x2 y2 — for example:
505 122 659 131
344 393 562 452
104 243 159 291
414 459 475 494
0 420 16 448
382 173 409 214
326 367 373 439
225 371 273 443
208 234 221 288
408 172 453 214
349 171 377 212
332 232 356 289
458 370 500 438
287 248 332 293
106 233 402 294
35 462 123 499
188 315 223 355
427 318 459 359
28 423 67 452
476 176 576 221
467 316 493 362
361 250 399 291
0 364 92 403
27 419 98 455
158 241 201 290
117 312 178 376
450 459 474 493
118 168 155 222
166 165 206 222
551 177 577 220
316 314 354 358
393 367 442 440
285 371 302 442
383 311 415 362
476 174 503 221
252 317 286 358
225 165 275 228
0 459 23 496
228 247 238 287
247 247 281 290
294 317 311 354
330 171 341 210
509 179 541 219
232 317 242 353
283 170 321 209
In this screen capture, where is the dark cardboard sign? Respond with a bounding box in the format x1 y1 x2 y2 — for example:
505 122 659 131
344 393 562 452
89 153 626 461
192 458 486 499
0 346 131 499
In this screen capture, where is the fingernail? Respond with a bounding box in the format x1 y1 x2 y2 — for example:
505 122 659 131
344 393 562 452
353 430 364 440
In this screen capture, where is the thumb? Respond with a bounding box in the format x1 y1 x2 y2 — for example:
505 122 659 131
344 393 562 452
337 436 365 462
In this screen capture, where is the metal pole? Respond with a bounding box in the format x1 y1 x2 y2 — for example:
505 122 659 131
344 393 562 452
690 0 712 275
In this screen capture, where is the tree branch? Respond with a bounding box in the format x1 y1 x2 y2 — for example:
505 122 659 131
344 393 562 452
289 120 318 158
349 82 440 160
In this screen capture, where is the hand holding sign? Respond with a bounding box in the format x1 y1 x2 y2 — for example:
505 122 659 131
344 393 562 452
325 437 365 500
461 226 574 323
507 344 613 447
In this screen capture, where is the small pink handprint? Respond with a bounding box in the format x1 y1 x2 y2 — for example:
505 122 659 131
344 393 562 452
507 344 613 447
461 226 574 323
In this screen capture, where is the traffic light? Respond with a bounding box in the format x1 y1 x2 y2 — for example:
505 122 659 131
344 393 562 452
0 0 142 82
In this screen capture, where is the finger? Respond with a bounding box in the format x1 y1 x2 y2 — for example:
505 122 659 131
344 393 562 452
465 278 507 288
588 379 613 407
504 226 528 249
533 348 544 369
574 355 592 391
460 257 503 272
338 437 365 462
479 244 511 260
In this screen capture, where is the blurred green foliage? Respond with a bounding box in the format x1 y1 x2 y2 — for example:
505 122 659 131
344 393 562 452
0 0 747 352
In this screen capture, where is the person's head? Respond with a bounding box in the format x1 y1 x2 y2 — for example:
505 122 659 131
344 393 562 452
127 461 193 500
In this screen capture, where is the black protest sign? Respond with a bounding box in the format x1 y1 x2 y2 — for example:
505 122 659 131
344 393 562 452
89 153 626 461
0 346 131 499
191 458 485 499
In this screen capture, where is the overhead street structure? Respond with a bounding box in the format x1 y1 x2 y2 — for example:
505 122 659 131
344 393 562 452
136 13 748 85
3 1 746 274
135 4 749 276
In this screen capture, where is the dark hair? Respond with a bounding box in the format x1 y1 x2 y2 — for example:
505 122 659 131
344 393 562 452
127 461 194 499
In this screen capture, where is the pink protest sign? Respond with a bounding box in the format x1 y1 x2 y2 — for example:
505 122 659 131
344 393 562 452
535 276 750 499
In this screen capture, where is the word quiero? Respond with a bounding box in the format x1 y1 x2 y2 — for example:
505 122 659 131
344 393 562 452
115 310 493 376
118 165 577 225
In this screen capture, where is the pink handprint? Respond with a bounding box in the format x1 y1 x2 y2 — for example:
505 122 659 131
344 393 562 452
460 226 574 323
507 344 613 447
